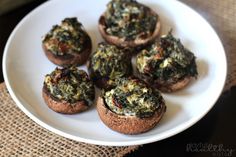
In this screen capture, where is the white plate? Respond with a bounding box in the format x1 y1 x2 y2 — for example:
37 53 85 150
3 0 227 146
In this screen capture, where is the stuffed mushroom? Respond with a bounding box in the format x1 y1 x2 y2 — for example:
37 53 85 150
88 42 132 89
42 66 95 114
96 77 166 134
98 0 161 48
42 17 92 66
136 31 198 92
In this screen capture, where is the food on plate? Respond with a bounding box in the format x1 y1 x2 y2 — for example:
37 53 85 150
96 77 166 134
98 0 161 48
42 66 95 114
136 31 198 92
88 42 132 89
42 17 92 66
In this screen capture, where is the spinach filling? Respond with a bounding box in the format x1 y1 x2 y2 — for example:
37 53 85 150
137 31 198 83
103 78 164 118
90 42 132 81
104 0 157 40
44 67 95 105
43 17 88 56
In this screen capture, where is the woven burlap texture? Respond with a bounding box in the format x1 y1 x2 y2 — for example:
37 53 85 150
0 84 138 157
1 0 236 156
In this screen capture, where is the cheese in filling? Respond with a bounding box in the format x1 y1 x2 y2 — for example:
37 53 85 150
103 77 164 118
90 42 132 80
44 66 95 105
136 31 198 83
43 17 88 56
104 0 158 40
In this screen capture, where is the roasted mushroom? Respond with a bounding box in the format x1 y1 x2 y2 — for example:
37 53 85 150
98 0 161 48
136 31 198 92
96 77 166 134
42 66 95 114
88 42 132 89
42 17 92 66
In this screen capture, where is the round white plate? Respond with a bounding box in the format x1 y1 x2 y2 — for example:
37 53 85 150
3 0 227 146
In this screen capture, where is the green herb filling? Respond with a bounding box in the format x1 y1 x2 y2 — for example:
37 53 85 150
104 0 157 40
137 31 198 83
44 67 94 105
104 78 164 118
43 17 88 56
90 42 131 80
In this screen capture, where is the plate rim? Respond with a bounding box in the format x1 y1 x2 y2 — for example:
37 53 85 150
2 0 227 146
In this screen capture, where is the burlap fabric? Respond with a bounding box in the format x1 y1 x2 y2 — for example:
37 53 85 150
0 83 138 156
0 0 236 156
